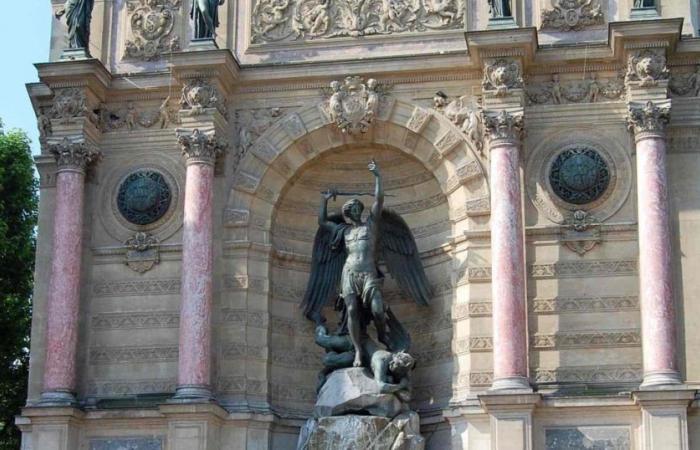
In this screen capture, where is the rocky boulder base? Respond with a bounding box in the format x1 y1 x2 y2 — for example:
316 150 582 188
297 412 424 450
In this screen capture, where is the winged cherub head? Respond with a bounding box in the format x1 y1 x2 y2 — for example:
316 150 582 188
342 198 364 224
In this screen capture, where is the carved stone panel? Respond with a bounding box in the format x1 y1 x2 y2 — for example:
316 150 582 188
90 437 164 450
545 427 630 450
541 0 604 32
250 0 464 43
124 0 181 61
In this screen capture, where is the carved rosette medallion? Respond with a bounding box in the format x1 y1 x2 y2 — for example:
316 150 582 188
627 100 670 139
482 59 523 96
48 137 101 172
180 79 227 117
125 232 161 273
124 0 181 61
625 49 669 87
541 0 604 32
326 76 387 135
177 129 228 165
482 110 524 146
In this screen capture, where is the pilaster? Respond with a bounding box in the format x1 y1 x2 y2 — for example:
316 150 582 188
634 390 696 450
161 403 228 450
18 407 84 450
479 393 541 450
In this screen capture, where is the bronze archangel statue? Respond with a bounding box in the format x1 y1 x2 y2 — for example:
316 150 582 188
191 0 226 39
56 0 95 51
301 159 431 374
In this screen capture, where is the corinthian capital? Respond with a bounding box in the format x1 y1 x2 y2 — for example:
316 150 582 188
48 137 101 172
482 110 524 145
177 129 228 165
627 100 670 139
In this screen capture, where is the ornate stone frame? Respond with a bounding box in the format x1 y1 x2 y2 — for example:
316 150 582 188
526 131 632 225
99 154 184 243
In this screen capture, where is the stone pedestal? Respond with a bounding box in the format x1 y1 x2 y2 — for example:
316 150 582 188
479 393 540 450
161 403 228 450
17 407 84 450
634 390 695 450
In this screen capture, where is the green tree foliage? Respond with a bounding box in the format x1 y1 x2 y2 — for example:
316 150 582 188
0 119 37 449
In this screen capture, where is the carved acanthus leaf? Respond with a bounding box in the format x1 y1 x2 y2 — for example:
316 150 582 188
326 76 389 135
482 59 523 96
124 0 181 61
627 100 670 136
625 48 669 87
48 137 102 171
482 110 524 144
177 129 228 164
180 79 227 117
251 0 464 43
540 0 604 32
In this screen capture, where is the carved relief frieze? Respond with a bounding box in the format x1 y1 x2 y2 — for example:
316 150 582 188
235 107 291 171
625 48 669 87
526 72 625 105
325 76 389 134
124 0 181 61
433 91 484 153
250 0 463 43
540 0 604 32
180 79 227 116
531 330 641 349
534 365 642 384
86 379 176 396
91 311 179 329
530 259 637 278
531 295 638 314
99 98 179 131
89 345 179 364
92 278 180 297
50 88 96 125
669 65 700 97
482 59 523 96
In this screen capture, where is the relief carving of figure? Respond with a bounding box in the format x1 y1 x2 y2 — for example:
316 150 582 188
381 0 418 32
293 0 330 38
254 0 291 35
302 160 431 370
55 0 95 50
422 0 459 26
190 0 225 39
433 92 483 152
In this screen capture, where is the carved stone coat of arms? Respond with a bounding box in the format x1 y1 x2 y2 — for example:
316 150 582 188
327 76 386 134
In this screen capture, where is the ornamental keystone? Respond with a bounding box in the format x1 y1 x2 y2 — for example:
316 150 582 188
627 100 670 138
177 129 228 165
482 110 524 145
48 137 101 172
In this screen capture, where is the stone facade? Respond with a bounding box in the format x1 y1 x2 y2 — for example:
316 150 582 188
18 0 700 448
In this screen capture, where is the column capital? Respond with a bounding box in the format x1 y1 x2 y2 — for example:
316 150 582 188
177 128 228 166
482 109 525 147
627 100 670 141
47 137 101 173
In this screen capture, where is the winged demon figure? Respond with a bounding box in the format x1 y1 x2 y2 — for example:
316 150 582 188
301 159 432 370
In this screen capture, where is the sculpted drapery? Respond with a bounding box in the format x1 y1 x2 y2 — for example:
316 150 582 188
56 0 95 50
191 0 226 39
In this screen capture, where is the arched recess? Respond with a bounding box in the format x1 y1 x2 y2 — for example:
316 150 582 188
216 99 490 415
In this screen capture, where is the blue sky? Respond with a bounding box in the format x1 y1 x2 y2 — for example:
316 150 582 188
0 1 52 154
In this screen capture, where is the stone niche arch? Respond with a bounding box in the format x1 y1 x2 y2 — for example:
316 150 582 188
218 99 489 416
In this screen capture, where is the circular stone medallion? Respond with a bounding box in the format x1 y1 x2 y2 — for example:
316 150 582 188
549 146 610 205
117 170 172 225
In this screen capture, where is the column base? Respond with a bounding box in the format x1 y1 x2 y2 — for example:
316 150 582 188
487 17 518 30
189 38 219 51
489 376 533 393
170 385 215 403
640 370 683 390
630 7 660 20
38 390 78 407
60 47 91 60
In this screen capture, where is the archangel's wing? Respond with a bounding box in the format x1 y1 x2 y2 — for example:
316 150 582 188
380 209 432 306
301 214 348 325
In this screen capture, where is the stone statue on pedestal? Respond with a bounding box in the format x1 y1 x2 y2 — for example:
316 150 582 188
488 0 512 18
190 0 226 39
55 0 95 51
297 160 430 449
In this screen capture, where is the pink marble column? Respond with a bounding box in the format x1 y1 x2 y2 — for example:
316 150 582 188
41 138 100 405
629 101 682 388
484 110 531 392
174 129 226 401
